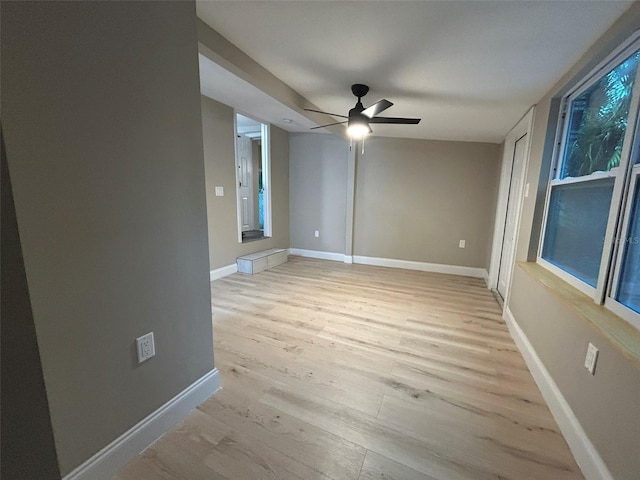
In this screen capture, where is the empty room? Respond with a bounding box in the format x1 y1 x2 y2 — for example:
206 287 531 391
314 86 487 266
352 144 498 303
2 2 639 480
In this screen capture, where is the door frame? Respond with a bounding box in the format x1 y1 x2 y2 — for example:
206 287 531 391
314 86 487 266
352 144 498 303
487 107 535 298
260 122 272 239
233 110 272 243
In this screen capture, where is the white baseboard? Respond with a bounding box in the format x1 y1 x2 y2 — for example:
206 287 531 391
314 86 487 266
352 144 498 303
289 248 346 262
503 308 613 480
482 269 490 288
210 263 237 281
289 250 489 279
352 255 488 279
63 368 221 480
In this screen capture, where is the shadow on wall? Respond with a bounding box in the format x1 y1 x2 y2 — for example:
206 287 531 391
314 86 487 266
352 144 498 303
1 128 62 479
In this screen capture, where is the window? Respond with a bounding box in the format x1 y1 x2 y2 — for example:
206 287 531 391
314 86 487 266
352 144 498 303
609 162 640 317
539 33 640 330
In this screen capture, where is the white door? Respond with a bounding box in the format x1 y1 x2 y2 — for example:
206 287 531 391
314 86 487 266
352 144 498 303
236 135 254 232
497 133 528 299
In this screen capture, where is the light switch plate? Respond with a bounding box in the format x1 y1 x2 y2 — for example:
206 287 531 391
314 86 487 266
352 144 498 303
459 240 466 248
584 342 598 375
314 230 320 238
215 186 224 197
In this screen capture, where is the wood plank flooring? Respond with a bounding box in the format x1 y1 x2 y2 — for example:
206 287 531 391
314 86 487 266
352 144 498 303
114 256 583 480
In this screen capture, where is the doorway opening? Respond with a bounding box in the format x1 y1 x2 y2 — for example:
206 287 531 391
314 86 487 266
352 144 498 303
487 108 534 303
234 113 271 243
496 132 529 300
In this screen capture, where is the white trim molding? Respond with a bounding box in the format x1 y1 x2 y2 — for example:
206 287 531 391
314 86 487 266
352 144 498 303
353 255 488 279
63 369 221 480
210 263 237 281
482 269 490 288
288 250 489 279
289 248 346 262
503 308 614 480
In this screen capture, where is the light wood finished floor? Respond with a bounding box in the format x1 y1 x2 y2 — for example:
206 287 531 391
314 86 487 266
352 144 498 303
114 257 584 480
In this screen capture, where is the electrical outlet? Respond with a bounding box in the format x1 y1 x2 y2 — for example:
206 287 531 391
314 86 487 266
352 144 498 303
459 240 466 248
136 332 155 363
584 342 598 375
314 230 320 238
215 186 224 197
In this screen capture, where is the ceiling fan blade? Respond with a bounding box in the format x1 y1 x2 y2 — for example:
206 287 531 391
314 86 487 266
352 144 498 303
310 120 348 130
362 99 393 118
304 108 348 119
369 117 421 124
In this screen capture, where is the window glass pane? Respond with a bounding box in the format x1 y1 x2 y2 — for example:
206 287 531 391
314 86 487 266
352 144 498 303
561 51 639 179
542 178 615 287
616 177 640 313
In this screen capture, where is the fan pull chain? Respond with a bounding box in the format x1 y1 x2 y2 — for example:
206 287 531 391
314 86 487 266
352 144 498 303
348 137 366 154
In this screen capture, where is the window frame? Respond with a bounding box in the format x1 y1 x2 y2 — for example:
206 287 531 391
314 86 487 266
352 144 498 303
606 163 640 330
537 31 640 330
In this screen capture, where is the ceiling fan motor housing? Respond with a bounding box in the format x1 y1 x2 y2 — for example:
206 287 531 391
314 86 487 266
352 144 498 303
348 111 369 128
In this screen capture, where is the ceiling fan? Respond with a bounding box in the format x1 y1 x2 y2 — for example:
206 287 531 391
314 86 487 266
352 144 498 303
305 84 421 138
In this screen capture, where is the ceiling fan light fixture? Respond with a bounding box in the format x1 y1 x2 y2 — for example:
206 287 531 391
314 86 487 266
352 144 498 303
347 122 370 139
347 112 370 139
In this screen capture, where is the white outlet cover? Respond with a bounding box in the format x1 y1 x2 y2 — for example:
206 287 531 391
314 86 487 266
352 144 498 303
215 186 224 197
314 230 320 238
136 332 155 363
459 240 466 248
584 342 598 374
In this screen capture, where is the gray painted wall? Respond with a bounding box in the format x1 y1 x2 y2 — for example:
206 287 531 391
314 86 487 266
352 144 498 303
289 133 349 253
354 137 500 269
1 130 61 480
2 1 214 474
201 96 290 270
289 134 500 270
509 270 640 479
507 4 640 479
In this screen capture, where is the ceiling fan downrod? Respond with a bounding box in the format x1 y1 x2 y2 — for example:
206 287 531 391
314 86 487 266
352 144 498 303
351 84 369 112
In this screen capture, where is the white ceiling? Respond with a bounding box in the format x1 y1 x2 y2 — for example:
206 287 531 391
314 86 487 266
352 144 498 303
199 54 329 134
236 113 262 137
197 0 632 143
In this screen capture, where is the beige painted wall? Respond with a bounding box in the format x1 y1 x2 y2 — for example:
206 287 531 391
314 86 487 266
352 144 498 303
201 96 290 270
2 1 214 474
486 141 504 270
289 133 349 253
506 4 640 479
354 137 501 269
